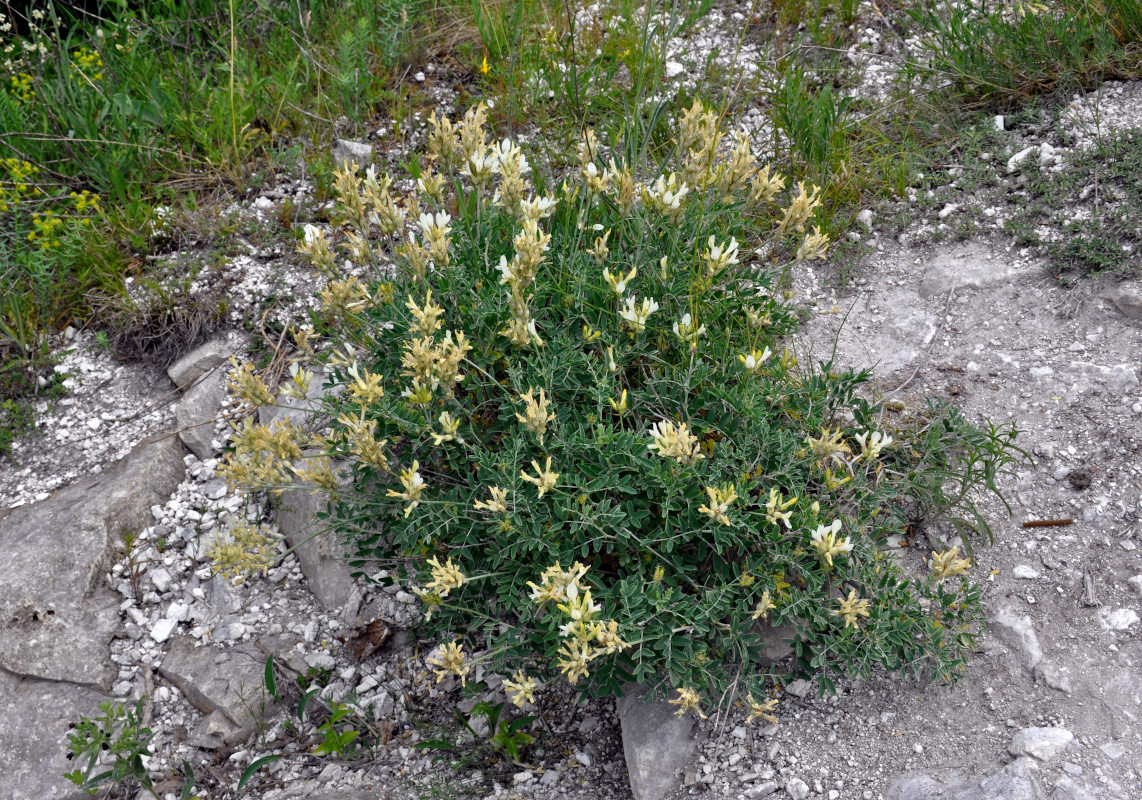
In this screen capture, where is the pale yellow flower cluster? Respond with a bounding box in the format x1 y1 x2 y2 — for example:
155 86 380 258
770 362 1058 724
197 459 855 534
702 235 740 279
699 484 738 526
516 387 555 445
929 547 972 581
672 313 706 350
618 295 660 334
746 695 779 725
810 519 854 568
669 686 707 719
503 671 538 707
833 588 871 629
641 172 690 221
677 98 723 190
227 357 275 406
427 641 470 685
647 419 704 465
520 457 559 497
386 460 426 517
498 217 553 348
208 522 282 584
399 294 472 406
764 487 797 529
473 486 510 513
777 182 823 236
528 562 629 685
219 417 304 491
854 429 893 461
739 347 772 375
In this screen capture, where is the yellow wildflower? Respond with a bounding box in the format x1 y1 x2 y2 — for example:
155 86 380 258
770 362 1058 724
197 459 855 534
810 520 853 568
668 687 707 719
751 590 776 621
386 460 426 517
833 589 871 629
504 672 537 707
520 457 559 498
929 548 972 581
746 695 779 725
699 484 738 526
764 488 797 529
474 486 510 514
427 641 470 685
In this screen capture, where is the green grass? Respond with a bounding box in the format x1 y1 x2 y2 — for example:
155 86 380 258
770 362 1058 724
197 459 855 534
1005 128 1142 279
905 0 1142 110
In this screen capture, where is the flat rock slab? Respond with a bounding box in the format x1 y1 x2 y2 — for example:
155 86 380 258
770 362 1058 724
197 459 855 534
888 757 1044 800
159 636 274 739
918 243 1027 299
618 684 697 800
0 670 106 800
1009 727 1073 762
806 289 937 378
276 487 356 613
0 434 185 689
175 369 227 459
167 336 238 389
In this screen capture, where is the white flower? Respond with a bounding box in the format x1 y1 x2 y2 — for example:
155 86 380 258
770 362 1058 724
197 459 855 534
418 211 452 234
672 313 705 348
810 519 853 568
854 430 893 461
618 296 659 333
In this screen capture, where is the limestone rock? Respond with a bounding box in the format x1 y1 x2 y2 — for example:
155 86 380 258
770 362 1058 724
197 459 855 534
167 336 237 389
332 139 373 168
918 243 1026 300
158 636 275 743
0 671 104 800
989 607 1043 670
1106 280 1142 321
753 621 796 665
948 757 1043 800
175 368 227 459
618 684 698 800
276 486 356 613
1008 727 1073 762
0 434 185 688
886 773 945 800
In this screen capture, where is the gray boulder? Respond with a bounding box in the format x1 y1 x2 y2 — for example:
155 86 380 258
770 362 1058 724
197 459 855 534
332 139 373 169
1008 727 1073 763
175 368 227 459
0 671 104 800
167 336 237 389
0 434 185 689
618 684 698 800
158 636 275 745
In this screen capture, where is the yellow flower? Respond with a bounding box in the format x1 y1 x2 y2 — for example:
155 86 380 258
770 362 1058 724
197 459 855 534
604 265 637 296
527 561 589 606
582 324 602 342
739 348 772 375
833 589 871 629
647 419 704 464
427 641 470 685
516 387 554 445
751 590 776 621
806 427 851 464
746 694 779 725
854 429 893 461
590 619 629 655
556 638 594 684
556 586 602 639
795 226 830 262
608 389 628 416
406 291 445 335
699 484 738 526
929 548 972 581
425 556 465 597
702 235 740 278
480 54 490 75
668 687 707 719
520 457 559 498
474 486 510 513
346 362 385 405
430 411 462 446
764 488 797 529
504 672 537 707
811 520 853 568
386 460 426 517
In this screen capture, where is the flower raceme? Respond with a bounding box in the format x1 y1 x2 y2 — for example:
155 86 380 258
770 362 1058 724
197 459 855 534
810 519 854 568
647 420 704 465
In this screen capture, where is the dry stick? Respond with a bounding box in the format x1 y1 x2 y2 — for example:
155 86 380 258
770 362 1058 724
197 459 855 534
1022 519 1075 528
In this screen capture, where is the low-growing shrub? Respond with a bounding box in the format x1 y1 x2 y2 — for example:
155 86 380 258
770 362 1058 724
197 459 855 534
221 100 1019 715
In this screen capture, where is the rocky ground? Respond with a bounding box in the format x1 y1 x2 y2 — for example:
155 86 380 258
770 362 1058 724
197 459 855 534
2 5 1142 800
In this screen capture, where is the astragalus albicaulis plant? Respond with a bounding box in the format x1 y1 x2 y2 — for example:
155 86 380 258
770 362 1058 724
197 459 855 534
219 98 1019 718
